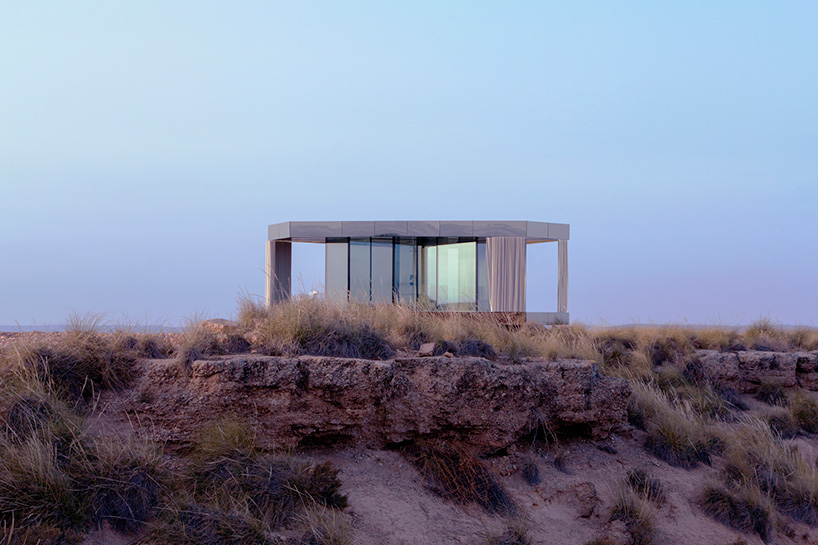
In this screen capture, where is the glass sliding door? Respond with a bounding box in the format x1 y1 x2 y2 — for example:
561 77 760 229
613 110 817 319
476 239 489 311
419 240 437 308
436 239 477 311
348 239 371 303
325 238 349 303
394 238 417 303
371 238 393 303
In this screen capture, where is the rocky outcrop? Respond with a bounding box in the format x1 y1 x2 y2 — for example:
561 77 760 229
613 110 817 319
697 350 818 392
124 355 630 450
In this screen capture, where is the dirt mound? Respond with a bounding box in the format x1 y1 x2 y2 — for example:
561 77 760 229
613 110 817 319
110 355 630 450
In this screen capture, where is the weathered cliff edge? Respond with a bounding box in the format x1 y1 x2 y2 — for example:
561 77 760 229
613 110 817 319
697 349 818 392
122 355 630 450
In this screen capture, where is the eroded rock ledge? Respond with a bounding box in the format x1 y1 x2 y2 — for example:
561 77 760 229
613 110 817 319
122 355 630 450
697 349 818 392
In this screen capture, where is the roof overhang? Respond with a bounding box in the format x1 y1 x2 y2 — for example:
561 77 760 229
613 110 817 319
267 221 569 243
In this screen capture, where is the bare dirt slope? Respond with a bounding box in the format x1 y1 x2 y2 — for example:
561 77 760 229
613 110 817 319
316 435 815 545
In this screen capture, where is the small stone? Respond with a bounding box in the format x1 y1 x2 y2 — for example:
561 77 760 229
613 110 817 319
443 351 454 358
418 342 436 357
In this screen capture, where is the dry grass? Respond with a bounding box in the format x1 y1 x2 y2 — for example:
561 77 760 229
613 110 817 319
630 382 722 468
626 469 666 507
788 391 818 434
147 418 348 544
238 298 603 363
297 506 352 545
486 522 532 545
403 440 515 515
0 404 163 533
721 417 818 526
699 483 774 542
609 488 656 545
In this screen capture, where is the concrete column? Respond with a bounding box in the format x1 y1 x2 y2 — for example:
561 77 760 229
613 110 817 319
265 240 292 307
557 240 568 313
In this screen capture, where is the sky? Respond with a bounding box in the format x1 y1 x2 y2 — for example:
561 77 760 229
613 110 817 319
1 2 816 328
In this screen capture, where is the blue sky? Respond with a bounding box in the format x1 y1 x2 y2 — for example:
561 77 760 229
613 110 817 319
1 2 816 327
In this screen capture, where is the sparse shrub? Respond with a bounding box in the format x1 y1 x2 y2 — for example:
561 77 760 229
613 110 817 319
764 408 799 439
598 337 633 368
788 391 818 434
404 441 515 515
0 380 164 536
626 469 666 506
642 405 720 468
447 338 498 359
0 432 85 528
756 382 787 406
137 335 171 359
13 333 137 400
789 327 818 351
609 489 656 545
627 400 647 430
69 434 163 531
521 458 540 486
297 506 351 545
154 503 270 545
722 419 818 527
691 327 740 351
744 319 790 352
648 335 690 366
682 356 708 386
486 522 532 545
240 299 395 360
553 448 569 473
714 385 748 411
699 484 774 542
191 419 346 530
655 366 689 395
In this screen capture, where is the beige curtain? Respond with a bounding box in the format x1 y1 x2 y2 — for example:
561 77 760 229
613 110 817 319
485 237 526 312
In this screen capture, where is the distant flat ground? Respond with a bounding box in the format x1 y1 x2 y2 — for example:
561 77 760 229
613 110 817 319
3 323 815 333
0 324 181 333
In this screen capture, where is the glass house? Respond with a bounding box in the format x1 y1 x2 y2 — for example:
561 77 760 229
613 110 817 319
265 221 569 324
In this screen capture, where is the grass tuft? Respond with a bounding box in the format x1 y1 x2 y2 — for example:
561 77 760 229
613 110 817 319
609 488 656 545
788 391 818 434
521 457 541 486
756 381 788 406
699 484 774 542
297 506 352 545
626 469 666 506
404 441 515 515
486 522 532 545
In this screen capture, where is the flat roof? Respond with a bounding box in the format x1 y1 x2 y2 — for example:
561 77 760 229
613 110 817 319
268 220 569 243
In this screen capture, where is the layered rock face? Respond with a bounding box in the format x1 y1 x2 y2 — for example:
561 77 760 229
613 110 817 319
697 349 818 392
129 355 630 450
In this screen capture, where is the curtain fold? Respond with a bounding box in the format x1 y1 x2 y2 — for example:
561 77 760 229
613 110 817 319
485 237 526 312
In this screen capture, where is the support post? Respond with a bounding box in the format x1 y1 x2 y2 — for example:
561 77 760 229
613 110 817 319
265 240 292 307
557 239 568 313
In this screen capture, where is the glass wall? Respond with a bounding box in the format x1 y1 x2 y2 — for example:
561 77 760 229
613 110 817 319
325 236 490 311
476 240 489 311
394 238 417 303
371 239 393 303
325 238 348 303
348 239 371 303
436 239 476 311
420 240 437 307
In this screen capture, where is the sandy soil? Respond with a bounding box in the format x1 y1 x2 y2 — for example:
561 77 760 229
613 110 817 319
315 433 779 545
